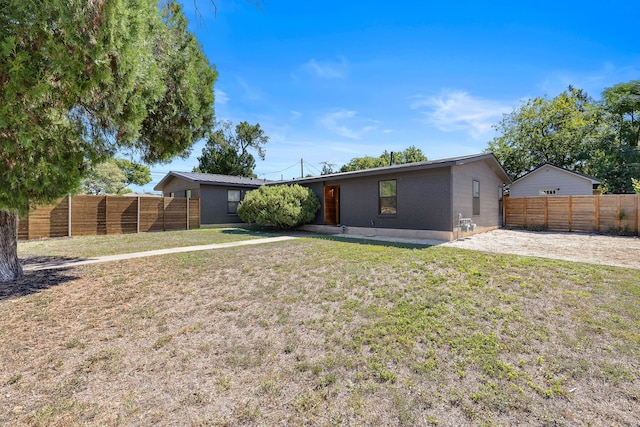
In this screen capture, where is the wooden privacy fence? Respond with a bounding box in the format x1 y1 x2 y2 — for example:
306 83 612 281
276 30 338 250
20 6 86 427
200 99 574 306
504 195 640 235
18 195 200 240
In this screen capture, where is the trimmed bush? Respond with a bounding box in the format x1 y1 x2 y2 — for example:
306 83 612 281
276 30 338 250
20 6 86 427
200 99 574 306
237 184 320 229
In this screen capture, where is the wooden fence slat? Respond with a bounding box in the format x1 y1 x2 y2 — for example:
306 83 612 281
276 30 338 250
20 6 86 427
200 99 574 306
18 195 200 240
505 195 639 236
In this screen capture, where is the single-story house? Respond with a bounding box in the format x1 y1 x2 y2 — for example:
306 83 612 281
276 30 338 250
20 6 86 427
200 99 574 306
276 153 512 241
508 164 601 197
154 172 271 225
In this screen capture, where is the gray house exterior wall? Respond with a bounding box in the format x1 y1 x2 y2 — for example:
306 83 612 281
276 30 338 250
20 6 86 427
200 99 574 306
199 185 252 225
308 168 452 230
155 154 511 240
154 173 264 225
451 161 506 230
158 175 201 199
290 153 510 240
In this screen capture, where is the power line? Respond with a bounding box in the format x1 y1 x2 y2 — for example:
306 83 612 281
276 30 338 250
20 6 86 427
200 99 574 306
256 161 301 177
303 160 322 176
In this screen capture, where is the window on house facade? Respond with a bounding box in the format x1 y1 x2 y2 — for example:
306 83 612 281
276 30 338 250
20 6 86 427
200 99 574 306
169 192 175 198
472 180 480 216
379 180 397 215
227 189 241 214
185 189 191 198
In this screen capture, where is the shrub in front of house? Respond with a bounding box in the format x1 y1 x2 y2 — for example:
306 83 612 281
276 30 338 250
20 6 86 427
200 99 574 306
237 184 320 229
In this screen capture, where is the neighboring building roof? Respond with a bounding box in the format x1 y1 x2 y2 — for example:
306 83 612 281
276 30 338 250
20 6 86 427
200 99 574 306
511 163 601 186
154 171 272 191
122 192 162 197
273 153 512 185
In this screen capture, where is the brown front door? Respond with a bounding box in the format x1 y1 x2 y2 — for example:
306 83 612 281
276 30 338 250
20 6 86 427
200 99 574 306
324 186 340 225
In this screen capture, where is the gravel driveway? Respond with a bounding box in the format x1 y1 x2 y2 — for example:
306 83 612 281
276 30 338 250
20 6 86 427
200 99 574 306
444 229 640 270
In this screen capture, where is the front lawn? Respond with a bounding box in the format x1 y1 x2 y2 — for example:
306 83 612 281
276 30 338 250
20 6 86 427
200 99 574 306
2 236 638 426
17 227 272 258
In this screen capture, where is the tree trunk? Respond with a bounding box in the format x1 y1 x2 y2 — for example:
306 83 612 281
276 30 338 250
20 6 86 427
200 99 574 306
0 210 23 282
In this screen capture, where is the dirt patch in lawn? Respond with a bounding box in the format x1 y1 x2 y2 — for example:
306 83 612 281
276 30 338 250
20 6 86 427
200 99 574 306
444 229 640 270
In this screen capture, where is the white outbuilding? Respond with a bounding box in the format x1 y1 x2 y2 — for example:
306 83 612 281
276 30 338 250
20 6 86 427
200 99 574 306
508 163 601 197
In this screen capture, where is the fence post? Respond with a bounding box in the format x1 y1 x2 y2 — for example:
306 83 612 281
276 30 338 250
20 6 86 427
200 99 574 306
616 196 621 230
594 196 600 233
637 195 640 236
568 196 573 232
137 196 141 234
163 197 168 231
186 198 190 230
68 194 72 237
636 195 639 236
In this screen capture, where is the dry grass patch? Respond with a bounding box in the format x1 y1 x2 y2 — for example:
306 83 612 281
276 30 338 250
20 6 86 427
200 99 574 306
1 236 639 426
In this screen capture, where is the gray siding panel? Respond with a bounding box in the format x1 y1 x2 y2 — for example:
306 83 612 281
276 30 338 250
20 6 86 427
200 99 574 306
510 166 594 196
309 168 452 231
160 176 201 199
199 186 250 224
451 160 506 228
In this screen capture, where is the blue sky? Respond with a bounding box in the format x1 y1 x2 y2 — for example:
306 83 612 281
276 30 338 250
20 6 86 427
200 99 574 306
132 0 639 192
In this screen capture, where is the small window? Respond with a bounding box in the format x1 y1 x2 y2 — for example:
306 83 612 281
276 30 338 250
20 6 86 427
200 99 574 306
379 180 397 215
169 192 175 198
228 190 241 214
472 180 480 216
185 189 192 199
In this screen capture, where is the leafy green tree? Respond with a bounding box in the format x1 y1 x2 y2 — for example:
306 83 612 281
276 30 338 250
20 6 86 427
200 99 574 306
113 159 152 190
586 81 640 193
339 146 427 172
237 185 320 229
82 161 128 195
195 120 269 177
0 0 216 281
487 87 601 180
81 159 151 194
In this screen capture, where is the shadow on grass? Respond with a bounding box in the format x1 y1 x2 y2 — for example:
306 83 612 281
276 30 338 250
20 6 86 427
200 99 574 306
1 263 79 301
308 234 435 250
220 226 281 237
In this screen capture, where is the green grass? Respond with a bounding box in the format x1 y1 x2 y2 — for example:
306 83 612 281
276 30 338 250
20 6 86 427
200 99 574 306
17 226 274 258
2 234 639 426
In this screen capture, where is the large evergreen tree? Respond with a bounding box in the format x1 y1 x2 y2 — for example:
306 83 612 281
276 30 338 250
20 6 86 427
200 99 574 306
0 0 217 281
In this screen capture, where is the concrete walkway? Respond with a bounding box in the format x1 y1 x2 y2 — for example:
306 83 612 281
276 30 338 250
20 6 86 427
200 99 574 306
22 236 298 272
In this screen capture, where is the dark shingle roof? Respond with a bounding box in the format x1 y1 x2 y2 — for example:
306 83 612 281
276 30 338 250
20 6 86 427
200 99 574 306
273 152 512 185
154 171 272 191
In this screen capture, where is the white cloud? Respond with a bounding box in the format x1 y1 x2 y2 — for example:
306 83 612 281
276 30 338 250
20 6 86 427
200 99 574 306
236 77 263 101
303 57 349 79
537 62 640 97
215 89 229 105
319 110 376 139
411 90 513 140
290 110 302 120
